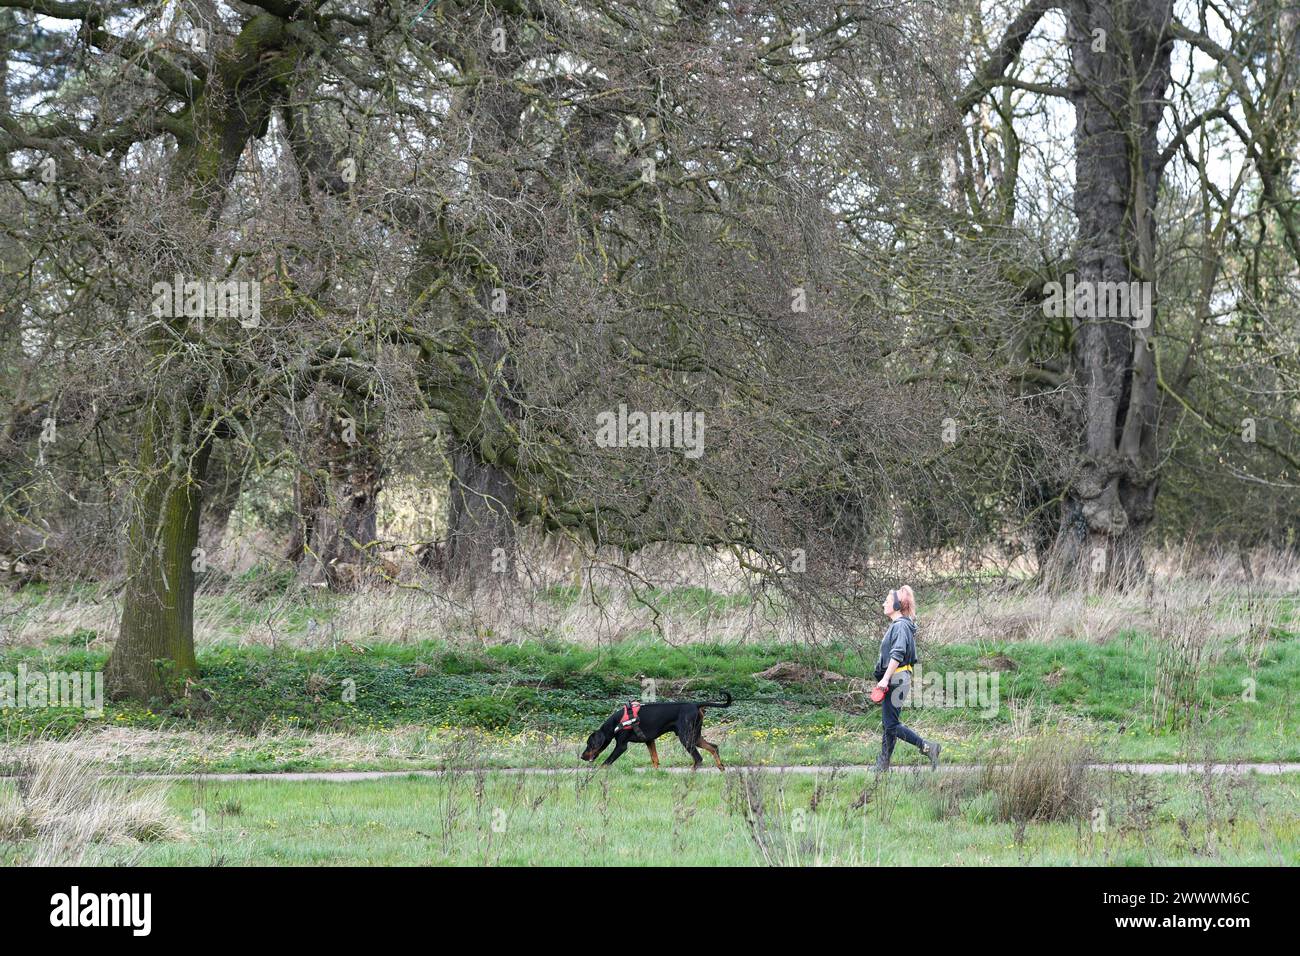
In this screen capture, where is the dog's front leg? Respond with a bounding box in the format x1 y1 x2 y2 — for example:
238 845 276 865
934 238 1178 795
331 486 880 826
602 738 628 766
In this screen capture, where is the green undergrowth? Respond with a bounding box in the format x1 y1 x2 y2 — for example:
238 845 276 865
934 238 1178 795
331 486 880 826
2 618 1297 769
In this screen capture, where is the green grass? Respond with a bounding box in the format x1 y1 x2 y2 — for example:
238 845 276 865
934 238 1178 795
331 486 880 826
2 595 1297 770
3 625 1299 770
5 581 1295 865
21 769 1297 866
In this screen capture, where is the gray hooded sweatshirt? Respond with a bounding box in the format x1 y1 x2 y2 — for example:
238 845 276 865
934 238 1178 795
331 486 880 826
876 615 918 678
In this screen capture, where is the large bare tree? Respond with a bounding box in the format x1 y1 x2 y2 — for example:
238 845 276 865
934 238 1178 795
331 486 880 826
0 0 1103 700
955 0 1300 586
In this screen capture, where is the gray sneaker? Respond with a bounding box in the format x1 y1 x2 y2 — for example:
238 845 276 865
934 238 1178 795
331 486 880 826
924 741 941 770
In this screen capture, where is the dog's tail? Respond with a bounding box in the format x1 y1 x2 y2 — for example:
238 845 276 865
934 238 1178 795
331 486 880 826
699 692 733 709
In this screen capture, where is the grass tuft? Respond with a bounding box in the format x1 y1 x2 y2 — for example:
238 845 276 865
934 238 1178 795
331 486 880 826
981 737 1096 823
0 750 185 865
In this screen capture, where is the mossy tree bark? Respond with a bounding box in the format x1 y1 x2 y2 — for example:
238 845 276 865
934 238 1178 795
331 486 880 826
432 34 529 589
106 400 213 699
103 11 300 699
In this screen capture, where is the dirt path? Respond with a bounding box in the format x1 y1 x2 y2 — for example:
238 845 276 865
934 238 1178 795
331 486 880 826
125 762 1300 782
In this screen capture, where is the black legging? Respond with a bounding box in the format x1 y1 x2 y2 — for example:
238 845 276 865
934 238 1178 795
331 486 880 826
880 671 925 764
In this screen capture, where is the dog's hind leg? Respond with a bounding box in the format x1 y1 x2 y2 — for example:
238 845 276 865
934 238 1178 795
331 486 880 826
676 727 704 770
697 738 724 771
647 739 660 769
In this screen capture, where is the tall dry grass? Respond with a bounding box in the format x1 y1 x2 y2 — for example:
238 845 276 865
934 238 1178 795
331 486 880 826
1150 599 1216 731
924 577 1286 649
0 750 184 865
727 767 854 866
980 737 1097 823
2 543 1294 651
1149 541 1300 590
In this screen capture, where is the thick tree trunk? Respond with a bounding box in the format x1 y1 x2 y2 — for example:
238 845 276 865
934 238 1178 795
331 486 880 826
198 441 245 555
289 395 383 590
1044 0 1172 590
444 443 517 586
106 13 299 700
438 311 521 588
295 461 383 590
430 33 529 590
106 402 212 700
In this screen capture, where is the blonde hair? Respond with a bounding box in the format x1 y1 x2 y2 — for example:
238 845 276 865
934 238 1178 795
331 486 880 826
894 585 916 617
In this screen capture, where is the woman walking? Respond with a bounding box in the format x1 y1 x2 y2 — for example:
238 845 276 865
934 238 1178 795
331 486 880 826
874 585 940 771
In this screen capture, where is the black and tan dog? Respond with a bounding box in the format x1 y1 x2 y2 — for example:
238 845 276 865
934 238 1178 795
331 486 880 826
581 693 732 770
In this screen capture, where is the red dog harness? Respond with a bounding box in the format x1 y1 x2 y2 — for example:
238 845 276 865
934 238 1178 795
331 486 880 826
618 701 641 732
